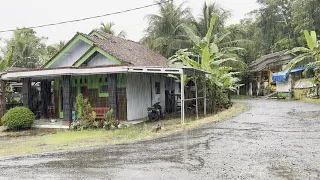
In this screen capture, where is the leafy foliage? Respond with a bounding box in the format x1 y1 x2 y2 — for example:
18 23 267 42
0 46 14 71
284 30 320 95
81 99 96 127
72 93 96 130
75 93 84 119
141 0 194 58
170 14 245 90
98 22 126 38
104 109 119 129
1 28 47 68
2 107 35 131
170 13 245 113
45 40 66 63
196 2 231 38
231 0 320 62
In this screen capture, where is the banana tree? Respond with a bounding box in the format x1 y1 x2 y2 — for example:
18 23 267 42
169 13 244 89
284 30 320 97
169 13 245 112
0 47 14 71
284 30 320 70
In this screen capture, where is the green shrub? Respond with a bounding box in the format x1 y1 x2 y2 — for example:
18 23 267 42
104 109 119 129
72 94 98 130
104 109 114 120
2 107 35 130
81 99 95 126
75 93 84 119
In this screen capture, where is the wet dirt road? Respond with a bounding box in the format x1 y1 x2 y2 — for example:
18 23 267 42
1 99 320 180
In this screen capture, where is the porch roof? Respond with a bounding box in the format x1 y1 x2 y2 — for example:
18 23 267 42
0 65 208 81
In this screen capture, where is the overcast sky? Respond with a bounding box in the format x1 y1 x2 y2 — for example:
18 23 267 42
0 0 260 45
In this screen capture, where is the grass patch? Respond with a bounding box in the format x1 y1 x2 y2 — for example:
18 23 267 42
300 97 320 104
0 102 247 156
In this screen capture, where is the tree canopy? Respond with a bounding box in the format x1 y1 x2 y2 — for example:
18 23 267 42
98 22 127 38
1 28 47 69
231 0 320 63
0 0 318 73
141 0 194 58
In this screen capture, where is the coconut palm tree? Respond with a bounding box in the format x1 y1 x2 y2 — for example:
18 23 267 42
142 0 194 58
98 22 126 38
170 14 246 112
196 2 231 38
170 14 246 76
54 40 66 50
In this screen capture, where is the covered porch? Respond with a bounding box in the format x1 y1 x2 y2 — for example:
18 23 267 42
0 66 127 127
126 66 208 124
0 65 208 128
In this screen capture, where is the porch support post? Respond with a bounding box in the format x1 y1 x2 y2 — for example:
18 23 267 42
181 72 185 124
41 80 51 118
0 80 6 117
195 75 198 119
203 78 206 116
62 75 72 125
257 71 261 96
22 78 31 109
108 74 118 119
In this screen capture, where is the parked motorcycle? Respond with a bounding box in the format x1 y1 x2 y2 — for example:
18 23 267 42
147 102 164 121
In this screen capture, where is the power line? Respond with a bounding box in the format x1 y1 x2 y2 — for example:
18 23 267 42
0 0 171 33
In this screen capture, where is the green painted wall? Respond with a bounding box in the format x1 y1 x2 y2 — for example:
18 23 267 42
55 74 127 118
72 75 109 97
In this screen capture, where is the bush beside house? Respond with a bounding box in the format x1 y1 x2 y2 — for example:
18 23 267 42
71 93 119 131
2 107 35 130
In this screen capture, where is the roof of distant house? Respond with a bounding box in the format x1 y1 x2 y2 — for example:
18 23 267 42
249 50 293 72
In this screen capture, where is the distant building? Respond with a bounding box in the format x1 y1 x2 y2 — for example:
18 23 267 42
249 51 294 96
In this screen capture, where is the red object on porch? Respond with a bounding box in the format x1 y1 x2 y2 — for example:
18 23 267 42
92 107 110 119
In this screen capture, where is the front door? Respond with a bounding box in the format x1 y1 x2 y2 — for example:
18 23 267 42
81 86 88 98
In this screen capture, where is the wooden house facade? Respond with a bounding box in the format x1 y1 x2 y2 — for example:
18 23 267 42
0 31 206 125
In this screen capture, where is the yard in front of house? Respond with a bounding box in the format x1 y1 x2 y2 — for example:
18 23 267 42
0 102 247 156
2 99 320 179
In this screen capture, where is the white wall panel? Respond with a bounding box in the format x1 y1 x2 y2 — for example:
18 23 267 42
87 53 117 66
151 75 166 112
126 73 152 121
276 76 291 92
126 73 167 121
50 40 91 68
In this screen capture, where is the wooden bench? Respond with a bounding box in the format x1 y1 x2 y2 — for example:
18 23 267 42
92 107 110 119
